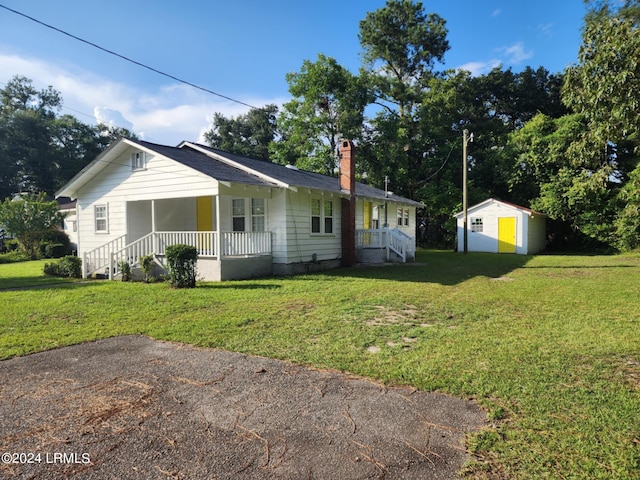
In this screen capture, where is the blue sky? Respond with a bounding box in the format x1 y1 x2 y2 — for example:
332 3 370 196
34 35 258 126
0 1 587 145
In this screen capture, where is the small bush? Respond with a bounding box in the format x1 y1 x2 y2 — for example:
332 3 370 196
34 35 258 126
44 243 67 259
119 260 131 282
44 255 82 278
139 254 156 282
0 250 30 263
165 244 198 288
43 261 61 276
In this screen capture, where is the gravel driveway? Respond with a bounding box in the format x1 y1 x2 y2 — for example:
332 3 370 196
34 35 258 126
0 335 485 479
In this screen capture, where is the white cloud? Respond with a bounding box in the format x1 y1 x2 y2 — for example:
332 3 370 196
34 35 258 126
456 59 502 76
0 50 286 146
501 42 533 64
94 107 134 131
458 41 534 77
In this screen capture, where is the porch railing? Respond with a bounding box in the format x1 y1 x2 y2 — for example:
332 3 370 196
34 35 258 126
83 231 272 279
83 235 126 278
355 227 415 263
221 231 271 256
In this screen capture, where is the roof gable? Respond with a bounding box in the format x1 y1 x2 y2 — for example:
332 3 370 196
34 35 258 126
56 138 422 207
454 198 546 218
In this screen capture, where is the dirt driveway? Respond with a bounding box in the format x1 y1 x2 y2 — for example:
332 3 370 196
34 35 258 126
0 336 485 479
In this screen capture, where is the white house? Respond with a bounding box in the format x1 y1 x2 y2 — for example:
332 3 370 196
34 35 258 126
454 198 547 255
55 138 422 281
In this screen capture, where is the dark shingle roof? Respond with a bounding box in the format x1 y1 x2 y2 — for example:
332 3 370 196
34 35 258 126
138 141 275 187
138 140 422 206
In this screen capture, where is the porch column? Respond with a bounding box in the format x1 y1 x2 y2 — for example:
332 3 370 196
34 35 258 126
215 195 222 261
151 200 157 254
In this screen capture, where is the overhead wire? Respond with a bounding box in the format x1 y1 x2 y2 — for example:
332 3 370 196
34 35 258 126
0 3 262 111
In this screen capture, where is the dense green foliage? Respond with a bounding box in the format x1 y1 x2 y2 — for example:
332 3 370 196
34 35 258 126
0 193 67 258
2 252 639 478
165 244 198 288
0 75 134 199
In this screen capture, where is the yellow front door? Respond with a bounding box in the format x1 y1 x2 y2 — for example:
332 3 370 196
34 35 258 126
196 196 213 231
498 217 517 253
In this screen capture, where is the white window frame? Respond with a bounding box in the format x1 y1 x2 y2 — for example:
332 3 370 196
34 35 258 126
397 208 410 227
95 204 108 233
251 198 266 232
232 198 246 232
471 217 483 233
131 151 147 171
310 198 334 235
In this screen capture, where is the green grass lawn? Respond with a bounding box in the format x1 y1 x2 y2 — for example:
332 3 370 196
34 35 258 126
1 251 639 479
0 259 80 289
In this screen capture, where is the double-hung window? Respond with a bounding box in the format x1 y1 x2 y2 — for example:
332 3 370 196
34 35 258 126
232 198 266 232
251 199 265 232
232 199 246 232
311 198 333 234
397 208 410 227
471 217 483 232
131 151 146 171
95 204 108 232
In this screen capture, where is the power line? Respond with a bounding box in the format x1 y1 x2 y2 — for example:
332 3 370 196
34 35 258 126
0 3 261 111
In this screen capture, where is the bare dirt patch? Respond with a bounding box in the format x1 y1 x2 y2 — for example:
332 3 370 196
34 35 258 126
0 335 485 479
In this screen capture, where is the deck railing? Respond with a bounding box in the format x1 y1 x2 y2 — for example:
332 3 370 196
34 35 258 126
355 227 415 263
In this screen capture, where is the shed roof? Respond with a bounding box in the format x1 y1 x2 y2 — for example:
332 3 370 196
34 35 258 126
453 198 546 218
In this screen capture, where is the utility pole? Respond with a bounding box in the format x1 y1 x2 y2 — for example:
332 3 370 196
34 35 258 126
462 129 472 254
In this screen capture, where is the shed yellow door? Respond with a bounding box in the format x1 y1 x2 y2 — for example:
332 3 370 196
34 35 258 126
196 196 213 231
498 217 517 253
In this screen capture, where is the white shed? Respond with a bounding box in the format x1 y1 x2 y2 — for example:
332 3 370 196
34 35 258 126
454 199 546 254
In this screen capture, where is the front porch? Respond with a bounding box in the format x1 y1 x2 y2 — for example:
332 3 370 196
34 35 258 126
83 230 272 281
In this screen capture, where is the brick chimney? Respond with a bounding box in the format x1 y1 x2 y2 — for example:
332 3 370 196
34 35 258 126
339 140 356 267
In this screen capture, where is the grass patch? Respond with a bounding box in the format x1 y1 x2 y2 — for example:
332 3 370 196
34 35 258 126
1 251 639 478
0 259 81 289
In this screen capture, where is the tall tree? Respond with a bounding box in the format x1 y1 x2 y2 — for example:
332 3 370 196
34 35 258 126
358 0 450 201
272 54 371 174
0 76 61 198
359 0 448 118
0 75 125 198
204 104 278 160
560 0 640 248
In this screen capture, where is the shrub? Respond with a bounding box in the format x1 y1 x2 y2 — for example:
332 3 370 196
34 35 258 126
119 260 131 282
0 250 30 263
58 256 82 278
139 254 156 283
44 255 82 278
165 244 198 288
43 261 61 276
44 243 67 259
